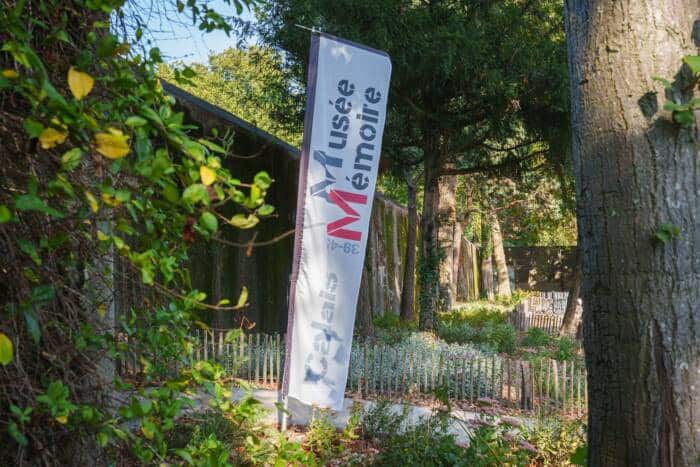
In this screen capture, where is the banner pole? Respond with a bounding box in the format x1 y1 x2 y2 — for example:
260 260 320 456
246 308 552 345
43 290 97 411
279 31 320 432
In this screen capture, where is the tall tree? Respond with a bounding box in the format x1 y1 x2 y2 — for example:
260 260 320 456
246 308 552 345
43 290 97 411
491 213 512 299
159 46 303 146
256 0 570 329
565 1 700 464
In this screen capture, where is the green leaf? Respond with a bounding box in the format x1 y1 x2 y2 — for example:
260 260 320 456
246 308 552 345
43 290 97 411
0 333 13 366
31 285 55 303
655 223 681 244
663 101 687 112
125 116 147 128
0 205 11 223
17 239 41 265
162 183 180 203
235 286 248 309
198 138 226 154
569 446 587 466
651 76 672 90
15 194 63 218
683 55 700 75
23 118 44 138
96 431 109 447
673 110 695 128
183 140 206 161
61 148 83 171
181 184 209 205
258 204 275 216
8 421 27 445
229 214 259 229
24 311 41 345
199 211 218 233
174 448 193 464
224 329 241 343
254 171 273 190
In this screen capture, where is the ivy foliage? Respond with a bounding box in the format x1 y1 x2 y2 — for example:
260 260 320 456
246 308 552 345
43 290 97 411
0 0 302 464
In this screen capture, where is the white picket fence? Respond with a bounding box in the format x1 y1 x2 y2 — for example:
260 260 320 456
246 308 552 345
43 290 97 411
118 329 587 415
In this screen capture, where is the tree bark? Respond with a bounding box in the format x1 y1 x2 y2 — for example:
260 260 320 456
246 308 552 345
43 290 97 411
438 175 457 309
419 132 442 331
565 1 700 465
481 226 494 300
491 214 511 299
559 247 582 337
400 171 418 322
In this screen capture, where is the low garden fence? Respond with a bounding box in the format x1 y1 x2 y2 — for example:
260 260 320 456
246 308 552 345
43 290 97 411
508 310 564 334
118 330 587 416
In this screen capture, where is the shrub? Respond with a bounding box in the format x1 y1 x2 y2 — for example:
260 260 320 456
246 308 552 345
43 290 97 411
553 336 578 361
306 410 341 462
461 423 532 466
360 399 407 442
373 313 402 329
437 320 476 344
526 417 587 466
370 417 464 466
521 328 552 348
366 408 464 466
478 322 518 354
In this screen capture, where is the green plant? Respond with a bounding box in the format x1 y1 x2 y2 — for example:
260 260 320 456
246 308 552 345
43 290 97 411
478 322 517 354
370 415 464 466
360 399 407 442
0 0 309 463
521 328 552 348
461 423 532 467
553 336 577 361
653 55 700 128
305 409 341 462
437 319 476 344
526 417 587 466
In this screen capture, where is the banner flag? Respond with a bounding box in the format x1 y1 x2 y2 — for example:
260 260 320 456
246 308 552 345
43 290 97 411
282 32 392 410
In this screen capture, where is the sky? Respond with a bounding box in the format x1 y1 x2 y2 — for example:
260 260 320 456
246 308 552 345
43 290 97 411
134 0 258 64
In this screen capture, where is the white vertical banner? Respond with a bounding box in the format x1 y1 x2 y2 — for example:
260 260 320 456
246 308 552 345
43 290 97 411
282 33 392 410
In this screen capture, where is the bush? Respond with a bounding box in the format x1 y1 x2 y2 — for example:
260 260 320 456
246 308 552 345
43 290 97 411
362 404 464 466
436 308 516 353
521 328 552 348
437 320 476 344
526 417 587 466
554 336 578 361
360 399 407 442
306 410 341 462
461 424 532 466
478 322 518 354
373 313 402 329
370 416 464 466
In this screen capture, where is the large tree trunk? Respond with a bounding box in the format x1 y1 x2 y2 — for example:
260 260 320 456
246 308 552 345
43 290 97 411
438 175 457 309
565 2 700 465
419 132 442 331
560 247 582 337
491 214 511 299
400 172 418 322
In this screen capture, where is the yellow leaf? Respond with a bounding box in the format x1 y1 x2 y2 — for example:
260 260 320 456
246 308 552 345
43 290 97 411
95 128 130 159
68 67 94 100
97 304 107 319
200 166 216 186
101 193 120 207
235 286 248 309
55 415 68 425
2 69 18 78
39 127 68 149
84 190 99 213
0 332 13 366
